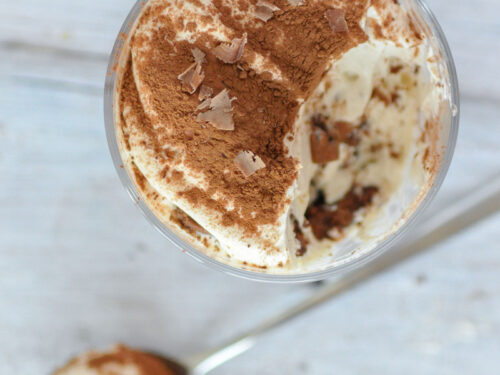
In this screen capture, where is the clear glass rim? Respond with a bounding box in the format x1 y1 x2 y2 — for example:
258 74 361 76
104 0 460 283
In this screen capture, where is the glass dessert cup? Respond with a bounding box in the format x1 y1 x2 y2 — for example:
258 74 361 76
104 0 459 283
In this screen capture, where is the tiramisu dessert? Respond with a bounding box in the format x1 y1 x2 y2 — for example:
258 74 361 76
54 346 178 375
113 0 447 272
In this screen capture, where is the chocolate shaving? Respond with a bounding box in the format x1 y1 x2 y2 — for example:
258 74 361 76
234 151 266 177
198 85 213 101
325 9 349 33
213 33 247 64
178 49 206 94
197 108 234 130
197 99 212 111
255 1 280 22
178 63 204 94
197 89 236 130
192 48 205 64
210 88 235 109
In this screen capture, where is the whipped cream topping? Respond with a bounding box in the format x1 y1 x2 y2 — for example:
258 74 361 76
114 0 447 273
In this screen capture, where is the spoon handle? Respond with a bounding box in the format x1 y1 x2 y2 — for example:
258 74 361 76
188 176 500 375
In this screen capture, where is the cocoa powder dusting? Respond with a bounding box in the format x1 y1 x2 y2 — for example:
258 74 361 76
87 346 179 375
211 0 368 96
118 0 369 240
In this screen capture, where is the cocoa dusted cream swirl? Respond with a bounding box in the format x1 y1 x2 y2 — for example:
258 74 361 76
54 346 177 375
115 0 446 272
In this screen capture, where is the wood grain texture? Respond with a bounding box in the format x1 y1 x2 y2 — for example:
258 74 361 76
0 0 499 374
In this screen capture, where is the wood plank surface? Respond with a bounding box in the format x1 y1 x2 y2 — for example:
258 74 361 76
0 0 499 374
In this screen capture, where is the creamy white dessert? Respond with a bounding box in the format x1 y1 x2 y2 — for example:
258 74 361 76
114 0 447 273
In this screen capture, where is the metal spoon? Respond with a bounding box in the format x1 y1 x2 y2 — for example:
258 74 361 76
156 176 500 375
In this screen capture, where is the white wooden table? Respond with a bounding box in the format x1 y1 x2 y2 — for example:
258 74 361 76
1 1 499 374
